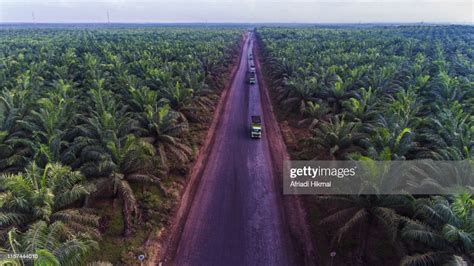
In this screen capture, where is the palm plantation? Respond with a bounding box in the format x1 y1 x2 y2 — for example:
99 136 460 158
0 26 242 264
0 23 472 265
257 25 474 265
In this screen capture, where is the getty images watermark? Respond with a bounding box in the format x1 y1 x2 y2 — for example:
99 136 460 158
283 160 474 195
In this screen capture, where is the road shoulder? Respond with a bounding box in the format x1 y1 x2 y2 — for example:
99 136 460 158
253 37 317 266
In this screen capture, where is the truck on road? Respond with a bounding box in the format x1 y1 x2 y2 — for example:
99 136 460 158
248 59 256 84
250 115 262 138
248 72 256 84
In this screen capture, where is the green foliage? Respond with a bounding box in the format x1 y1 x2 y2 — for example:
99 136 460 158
257 25 473 161
0 26 243 264
401 194 474 265
1 221 98 266
258 25 474 265
0 163 99 239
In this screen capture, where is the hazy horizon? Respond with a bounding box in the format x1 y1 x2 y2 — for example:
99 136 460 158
1 0 473 24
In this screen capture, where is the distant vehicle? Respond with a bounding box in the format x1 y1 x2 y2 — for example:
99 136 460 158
250 115 262 138
248 72 256 84
248 57 255 69
248 58 256 84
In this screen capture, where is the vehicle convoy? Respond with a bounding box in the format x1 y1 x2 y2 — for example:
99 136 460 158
250 115 262 138
247 32 256 84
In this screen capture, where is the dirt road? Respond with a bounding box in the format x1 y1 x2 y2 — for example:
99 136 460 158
171 33 296 266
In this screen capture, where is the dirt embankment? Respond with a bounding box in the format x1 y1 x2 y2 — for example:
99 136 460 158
143 33 247 265
253 39 317 266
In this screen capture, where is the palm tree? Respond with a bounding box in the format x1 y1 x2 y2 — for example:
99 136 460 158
52 48 78 81
142 66 174 91
81 52 103 82
401 194 474 265
427 71 468 106
362 88 421 160
298 100 330 129
385 87 422 131
417 101 473 160
365 118 415 160
70 85 162 236
304 115 366 159
400 160 474 194
17 86 75 166
319 77 356 114
2 221 98 266
143 104 192 170
126 85 158 115
0 162 99 240
366 66 396 94
124 85 192 169
268 57 296 86
319 194 415 265
123 85 159 130
277 77 319 115
183 72 215 113
195 49 225 87
342 87 378 126
0 89 31 172
158 81 212 121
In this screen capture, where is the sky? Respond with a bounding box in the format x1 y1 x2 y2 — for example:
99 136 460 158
0 0 473 24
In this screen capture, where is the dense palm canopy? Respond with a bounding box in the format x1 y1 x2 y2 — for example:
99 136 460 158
1 22 471 265
0 25 242 264
402 193 474 265
0 163 99 240
320 194 415 265
2 221 98 266
257 26 473 162
257 25 474 265
143 104 192 169
0 89 31 172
